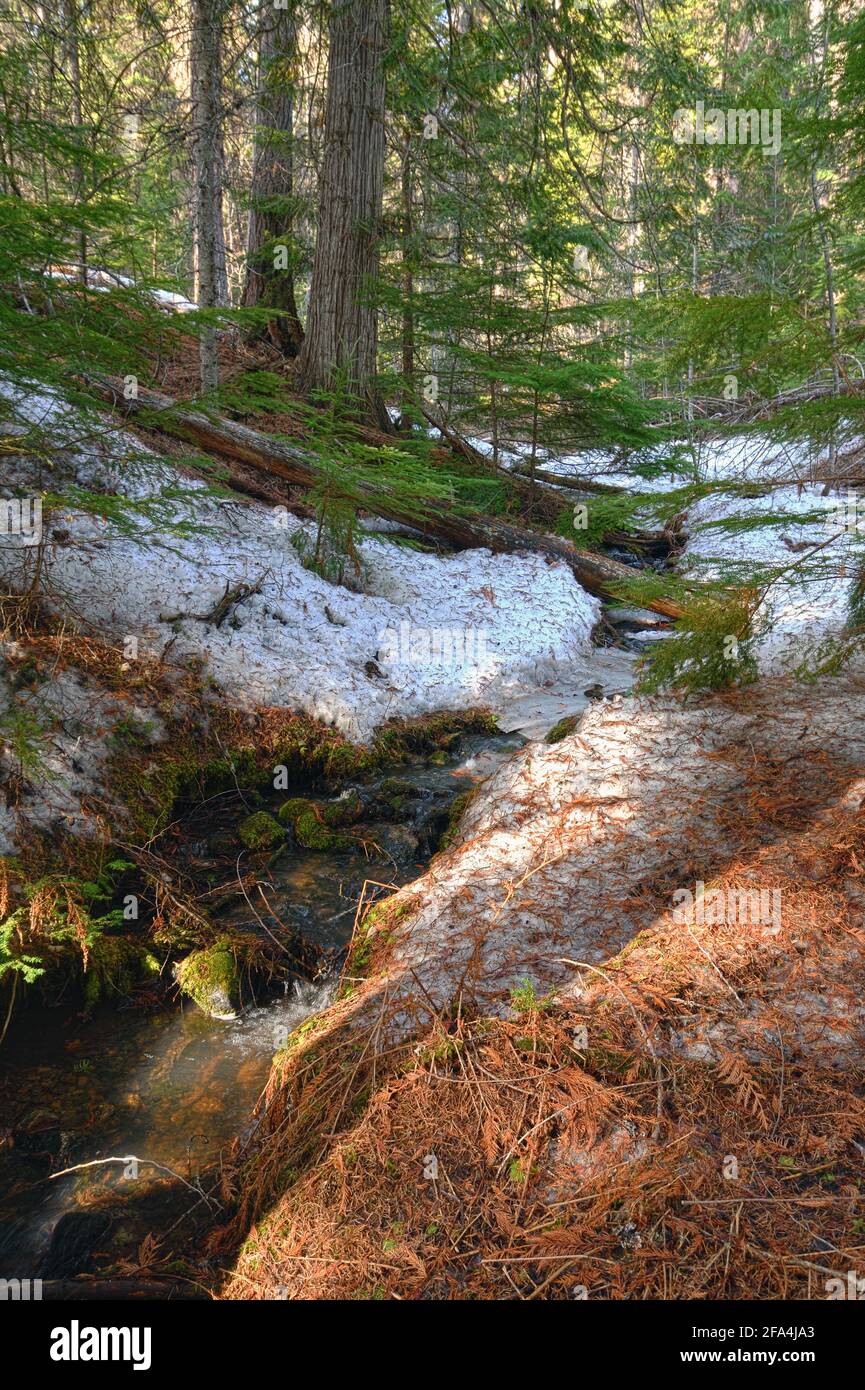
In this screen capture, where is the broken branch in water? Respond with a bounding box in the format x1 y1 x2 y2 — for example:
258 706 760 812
48 1155 218 1206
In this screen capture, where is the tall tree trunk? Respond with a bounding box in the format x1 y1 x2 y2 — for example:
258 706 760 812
809 0 840 468
297 0 388 413
191 0 228 391
242 0 304 355
399 135 415 423
61 0 87 287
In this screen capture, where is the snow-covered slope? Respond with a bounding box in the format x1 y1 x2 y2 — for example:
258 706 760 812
0 383 601 742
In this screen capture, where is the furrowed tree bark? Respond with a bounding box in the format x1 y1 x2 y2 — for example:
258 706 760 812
92 376 683 617
190 0 228 391
297 0 388 416
242 0 304 355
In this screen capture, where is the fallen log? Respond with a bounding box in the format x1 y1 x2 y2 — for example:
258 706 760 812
89 377 683 618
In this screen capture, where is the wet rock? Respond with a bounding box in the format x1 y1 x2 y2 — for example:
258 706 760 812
295 810 352 852
41 1210 112 1278
175 941 241 1019
12 1109 62 1158
365 824 421 864
366 777 423 821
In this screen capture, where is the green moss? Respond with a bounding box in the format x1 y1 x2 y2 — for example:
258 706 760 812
81 936 160 1013
378 778 415 797
278 793 361 847
375 777 417 816
320 792 362 826
238 811 285 850
176 940 240 1018
545 714 580 744
294 809 352 852
341 898 413 988
7 660 502 1023
108 716 157 750
277 797 313 826
437 790 475 852
113 706 499 851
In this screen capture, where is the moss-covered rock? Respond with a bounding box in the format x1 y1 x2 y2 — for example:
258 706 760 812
545 714 580 744
278 793 361 849
378 778 416 797
238 811 285 850
321 791 363 826
294 809 352 852
175 940 240 1019
368 776 421 819
277 797 313 827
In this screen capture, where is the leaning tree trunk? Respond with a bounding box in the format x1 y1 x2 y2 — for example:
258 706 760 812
242 0 304 355
190 0 228 390
297 0 388 414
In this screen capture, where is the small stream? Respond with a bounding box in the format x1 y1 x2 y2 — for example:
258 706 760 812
0 731 523 1281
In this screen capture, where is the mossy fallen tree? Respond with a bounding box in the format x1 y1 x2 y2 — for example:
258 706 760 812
88 377 683 619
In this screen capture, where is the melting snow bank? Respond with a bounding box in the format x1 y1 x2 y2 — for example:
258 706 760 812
675 432 864 672
0 381 601 746
682 483 857 673
483 428 865 674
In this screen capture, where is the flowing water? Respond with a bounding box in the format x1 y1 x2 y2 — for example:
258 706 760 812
0 732 524 1281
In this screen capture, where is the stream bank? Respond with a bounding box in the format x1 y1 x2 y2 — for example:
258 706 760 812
0 725 523 1284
